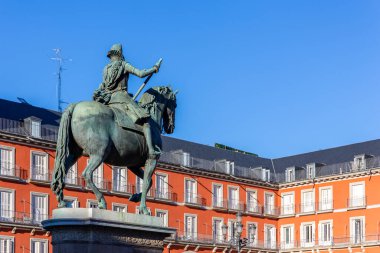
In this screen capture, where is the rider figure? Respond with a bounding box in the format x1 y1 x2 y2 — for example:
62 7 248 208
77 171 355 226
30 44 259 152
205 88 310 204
93 44 161 158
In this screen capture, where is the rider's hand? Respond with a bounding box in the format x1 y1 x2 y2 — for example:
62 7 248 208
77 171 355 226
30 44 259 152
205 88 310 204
154 58 163 73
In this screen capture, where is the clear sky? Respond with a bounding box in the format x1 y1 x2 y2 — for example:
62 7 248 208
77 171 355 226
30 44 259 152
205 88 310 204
1 1 379 158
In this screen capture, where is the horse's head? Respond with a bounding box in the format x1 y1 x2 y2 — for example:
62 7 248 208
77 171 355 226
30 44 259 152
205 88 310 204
140 86 177 134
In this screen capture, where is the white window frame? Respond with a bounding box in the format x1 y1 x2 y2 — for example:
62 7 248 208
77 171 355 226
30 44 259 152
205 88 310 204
184 213 198 240
212 183 224 208
63 196 79 208
246 222 258 247
246 189 258 213
155 209 168 227
112 166 127 192
184 178 197 204
212 217 224 243
306 163 316 179
350 216 365 244
30 238 48 253
112 203 127 213
349 181 366 208
281 192 295 215
30 120 41 138
0 235 14 253
280 224 294 249
86 199 98 208
227 218 237 241
87 159 103 189
301 189 315 213
264 191 275 215
264 224 277 249
319 186 333 212
30 192 49 223
227 186 239 210
0 188 15 220
155 172 169 199
318 219 333 246
262 168 271 182
0 145 15 177
30 151 49 181
300 221 315 247
285 167 295 182
65 162 78 185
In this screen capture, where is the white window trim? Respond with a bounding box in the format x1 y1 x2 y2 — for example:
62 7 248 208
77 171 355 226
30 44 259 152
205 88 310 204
30 192 49 222
300 221 315 247
0 235 14 253
112 166 128 192
155 208 168 226
318 219 333 246
318 186 333 212
227 185 240 209
30 238 48 253
155 172 169 193
281 191 295 215
65 162 78 185
300 188 315 214
264 191 275 215
86 199 98 208
227 218 237 241
280 224 294 249
246 221 258 246
350 216 366 243
63 196 79 208
184 177 198 202
0 145 16 166
184 213 198 238
246 188 258 212
30 151 49 178
112 202 128 212
264 224 277 249
212 217 224 242
285 167 295 182
349 181 366 208
0 187 15 216
212 183 224 206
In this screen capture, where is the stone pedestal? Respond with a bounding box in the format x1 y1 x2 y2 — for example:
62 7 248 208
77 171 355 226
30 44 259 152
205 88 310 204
42 208 176 253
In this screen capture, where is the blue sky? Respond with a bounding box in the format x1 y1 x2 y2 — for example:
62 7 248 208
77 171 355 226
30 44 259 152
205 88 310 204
1 1 380 158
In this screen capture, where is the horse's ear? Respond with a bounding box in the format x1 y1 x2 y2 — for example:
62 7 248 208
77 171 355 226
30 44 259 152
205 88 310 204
174 90 179 95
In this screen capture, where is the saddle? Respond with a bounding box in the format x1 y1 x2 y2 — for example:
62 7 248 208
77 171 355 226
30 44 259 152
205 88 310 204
109 104 144 134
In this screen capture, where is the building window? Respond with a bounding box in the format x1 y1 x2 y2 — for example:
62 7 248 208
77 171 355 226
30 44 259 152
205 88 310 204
215 160 234 174
213 184 223 208
0 189 14 221
31 239 48 253
0 236 14 253
285 167 295 182
0 146 15 176
65 163 77 185
246 190 258 213
113 167 127 192
319 220 332 246
281 192 294 215
281 225 294 249
264 192 275 215
301 222 315 247
112 203 127 213
136 176 143 193
173 151 191 167
185 179 197 204
350 217 365 244
264 225 276 249
353 155 365 170
64 197 78 208
184 214 197 240
301 189 314 213
349 182 365 208
306 164 316 179
156 173 168 199
319 187 333 211
89 161 103 189
213 218 223 243
247 222 257 246
228 186 239 210
31 193 48 223
156 209 168 227
30 120 41 138
135 206 151 215
31 152 48 181
87 200 98 208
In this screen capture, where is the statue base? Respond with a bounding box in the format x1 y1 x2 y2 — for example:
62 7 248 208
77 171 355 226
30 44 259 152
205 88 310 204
42 208 176 253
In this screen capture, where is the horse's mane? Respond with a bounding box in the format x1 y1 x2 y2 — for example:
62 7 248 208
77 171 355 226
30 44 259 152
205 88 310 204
139 86 174 109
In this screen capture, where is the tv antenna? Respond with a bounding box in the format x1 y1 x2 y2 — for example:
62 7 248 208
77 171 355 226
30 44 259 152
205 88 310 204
51 48 72 112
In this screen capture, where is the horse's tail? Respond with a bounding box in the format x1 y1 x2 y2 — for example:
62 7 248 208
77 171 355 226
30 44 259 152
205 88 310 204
51 103 76 200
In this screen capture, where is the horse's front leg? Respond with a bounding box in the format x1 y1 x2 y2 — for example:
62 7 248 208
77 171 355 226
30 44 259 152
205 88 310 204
139 158 157 215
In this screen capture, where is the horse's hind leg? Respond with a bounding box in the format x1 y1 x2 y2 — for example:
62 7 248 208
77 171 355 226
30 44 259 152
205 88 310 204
128 166 153 203
83 155 106 209
57 153 81 208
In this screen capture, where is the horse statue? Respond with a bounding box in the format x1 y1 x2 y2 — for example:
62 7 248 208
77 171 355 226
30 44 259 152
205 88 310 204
51 86 177 215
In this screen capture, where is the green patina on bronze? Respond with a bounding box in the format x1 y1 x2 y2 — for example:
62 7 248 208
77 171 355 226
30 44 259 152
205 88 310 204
51 44 177 215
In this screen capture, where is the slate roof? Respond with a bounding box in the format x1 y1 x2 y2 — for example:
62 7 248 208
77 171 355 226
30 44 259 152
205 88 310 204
0 98 379 174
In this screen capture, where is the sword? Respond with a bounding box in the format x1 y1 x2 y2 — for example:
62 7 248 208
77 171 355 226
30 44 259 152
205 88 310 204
132 58 162 100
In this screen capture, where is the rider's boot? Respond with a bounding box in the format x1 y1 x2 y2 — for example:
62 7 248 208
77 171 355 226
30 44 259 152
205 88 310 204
143 123 161 158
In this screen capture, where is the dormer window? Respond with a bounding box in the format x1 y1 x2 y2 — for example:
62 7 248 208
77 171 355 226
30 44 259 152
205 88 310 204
306 163 316 179
353 154 373 171
172 150 191 167
252 167 270 182
24 117 42 138
285 167 295 182
215 160 234 174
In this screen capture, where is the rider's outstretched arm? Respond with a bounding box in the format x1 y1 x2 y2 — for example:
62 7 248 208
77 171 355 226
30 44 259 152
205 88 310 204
124 62 157 78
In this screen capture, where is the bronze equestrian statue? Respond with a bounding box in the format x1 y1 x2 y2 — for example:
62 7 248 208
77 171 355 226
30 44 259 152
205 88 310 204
51 44 177 215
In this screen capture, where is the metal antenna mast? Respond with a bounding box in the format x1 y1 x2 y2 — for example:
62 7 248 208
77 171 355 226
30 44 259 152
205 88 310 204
51 49 71 112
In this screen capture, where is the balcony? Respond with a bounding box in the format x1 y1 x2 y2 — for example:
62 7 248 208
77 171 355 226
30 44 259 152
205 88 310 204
30 169 51 183
280 204 295 216
245 203 262 215
263 205 280 216
0 210 48 226
92 177 112 191
184 194 206 207
348 197 367 209
299 203 316 214
0 163 28 181
112 183 135 195
151 189 178 202
317 201 334 212
211 199 244 212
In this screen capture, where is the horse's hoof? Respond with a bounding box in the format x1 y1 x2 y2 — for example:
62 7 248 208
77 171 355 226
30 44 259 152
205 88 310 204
129 193 142 203
98 199 107 209
138 206 150 215
58 201 66 208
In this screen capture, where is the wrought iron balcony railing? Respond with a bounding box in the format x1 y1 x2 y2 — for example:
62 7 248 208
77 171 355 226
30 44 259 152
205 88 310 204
348 196 367 209
184 194 206 206
0 210 49 226
0 163 28 180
